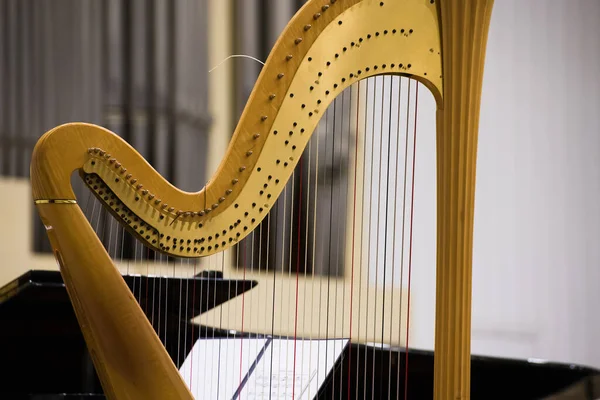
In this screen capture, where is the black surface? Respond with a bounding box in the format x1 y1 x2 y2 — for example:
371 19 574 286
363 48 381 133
0 270 257 398
317 345 599 400
1 270 598 399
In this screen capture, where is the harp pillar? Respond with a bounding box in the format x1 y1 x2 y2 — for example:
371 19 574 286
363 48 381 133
435 1 494 399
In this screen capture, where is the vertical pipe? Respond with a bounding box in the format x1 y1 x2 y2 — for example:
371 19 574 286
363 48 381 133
257 0 269 64
146 0 156 165
2 0 11 175
33 0 48 253
101 0 109 116
14 0 23 177
146 0 157 261
166 0 177 183
23 0 34 177
121 0 132 145
121 0 134 259
15 0 26 177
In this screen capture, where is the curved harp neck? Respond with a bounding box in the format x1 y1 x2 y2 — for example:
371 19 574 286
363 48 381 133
31 0 444 259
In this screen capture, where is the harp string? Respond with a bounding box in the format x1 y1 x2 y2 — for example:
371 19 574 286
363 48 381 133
388 75 402 396
381 74 394 349
326 90 337 399
150 238 156 328
238 216 246 392
145 247 150 321
286 169 295 393
223 234 233 395
364 74 377 398
339 84 352 398
206 237 215 395
138 243 143 303
394 78 412 400
348 78 361 399
291 155 303 399
404 82 419 399
323 95 332 399
372 74 385 393
268 203 278 397
331 94 340 396
336 87 348 399
211 250 217 395
301 115 314 398
235 217 243 393
307 108 321 400
355 76 369 399
78 74 424 399
189 258 196 390
217 252 226 394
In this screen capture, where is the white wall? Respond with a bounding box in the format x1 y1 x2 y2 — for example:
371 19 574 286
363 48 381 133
0 178 59 286
409 0 600 368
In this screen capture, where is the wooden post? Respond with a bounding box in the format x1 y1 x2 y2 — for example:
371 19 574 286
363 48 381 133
435 1 495 399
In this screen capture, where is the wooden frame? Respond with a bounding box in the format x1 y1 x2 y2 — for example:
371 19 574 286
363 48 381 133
30 0 494 398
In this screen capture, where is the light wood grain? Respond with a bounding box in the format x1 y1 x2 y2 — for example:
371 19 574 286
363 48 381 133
34 203 192 399
435 1 495 399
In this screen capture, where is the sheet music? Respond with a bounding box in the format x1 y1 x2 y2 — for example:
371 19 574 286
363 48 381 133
240 338 348 400
179 337 267 400
179 337 348 400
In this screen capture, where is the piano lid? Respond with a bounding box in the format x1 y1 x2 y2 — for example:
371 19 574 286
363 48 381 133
0 270 258 398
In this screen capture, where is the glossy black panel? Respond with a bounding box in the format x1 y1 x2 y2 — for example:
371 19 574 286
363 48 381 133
0 270 256 398
317 345 598 399
1 271 598 399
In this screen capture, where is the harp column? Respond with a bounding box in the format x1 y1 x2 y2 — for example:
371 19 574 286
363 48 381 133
435 1 494 399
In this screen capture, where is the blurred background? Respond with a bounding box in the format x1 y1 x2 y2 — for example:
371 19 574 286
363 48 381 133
1 0 600 373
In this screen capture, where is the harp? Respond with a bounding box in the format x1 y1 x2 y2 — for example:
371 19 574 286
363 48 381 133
30 0 494 398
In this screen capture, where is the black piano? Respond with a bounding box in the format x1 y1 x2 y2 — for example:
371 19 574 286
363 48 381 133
1 270 598 399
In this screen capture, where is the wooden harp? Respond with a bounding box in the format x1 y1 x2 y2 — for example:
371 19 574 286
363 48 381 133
30 0 494 398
